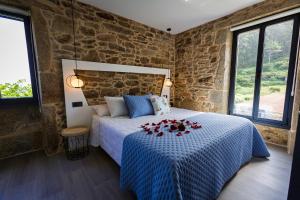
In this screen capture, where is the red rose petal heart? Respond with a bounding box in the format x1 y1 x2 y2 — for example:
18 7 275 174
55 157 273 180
142 120 200 137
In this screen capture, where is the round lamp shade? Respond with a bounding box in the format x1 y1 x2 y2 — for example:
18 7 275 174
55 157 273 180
164 78 173 87
66 75 85 88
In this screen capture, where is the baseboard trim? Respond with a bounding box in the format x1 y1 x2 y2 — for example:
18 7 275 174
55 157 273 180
266 141 287 150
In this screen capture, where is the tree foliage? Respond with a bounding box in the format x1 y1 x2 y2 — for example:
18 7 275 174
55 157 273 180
0 79 32 98
237 21 293 68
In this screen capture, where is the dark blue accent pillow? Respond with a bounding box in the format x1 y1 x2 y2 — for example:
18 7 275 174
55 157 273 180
123 95 154 118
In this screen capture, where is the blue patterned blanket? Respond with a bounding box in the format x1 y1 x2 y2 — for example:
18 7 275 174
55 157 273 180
120 113 270 200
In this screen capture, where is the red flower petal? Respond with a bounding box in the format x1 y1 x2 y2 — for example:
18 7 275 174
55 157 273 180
176 132 182 136
170 125 177 130
147 131 153 135
192 125 202 129
157 132 163 137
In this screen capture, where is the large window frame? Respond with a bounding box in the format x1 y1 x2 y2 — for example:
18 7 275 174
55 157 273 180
228 14 300 129
0 9 39 105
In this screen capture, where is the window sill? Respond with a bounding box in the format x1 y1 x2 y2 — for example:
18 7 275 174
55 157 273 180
230 113 290 130
0 97 38 106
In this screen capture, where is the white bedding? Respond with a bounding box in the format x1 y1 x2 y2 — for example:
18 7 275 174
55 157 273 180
90 107 201 165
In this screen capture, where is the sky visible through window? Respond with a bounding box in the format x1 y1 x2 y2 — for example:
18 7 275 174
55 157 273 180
0 17 31 85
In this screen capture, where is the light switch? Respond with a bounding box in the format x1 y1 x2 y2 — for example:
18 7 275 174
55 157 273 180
72 102 83 107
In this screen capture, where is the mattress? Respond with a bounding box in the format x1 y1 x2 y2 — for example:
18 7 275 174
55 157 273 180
90 107 201 165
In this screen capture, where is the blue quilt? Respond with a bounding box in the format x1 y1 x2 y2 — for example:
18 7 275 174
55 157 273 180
120 113 270 200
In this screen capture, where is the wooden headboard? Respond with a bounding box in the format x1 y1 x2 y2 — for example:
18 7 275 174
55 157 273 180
62 59 171 127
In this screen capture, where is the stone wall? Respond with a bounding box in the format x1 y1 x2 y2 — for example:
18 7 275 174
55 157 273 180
0 0 175 159
174 0 300 147
78 70 164 105
0 105 42 158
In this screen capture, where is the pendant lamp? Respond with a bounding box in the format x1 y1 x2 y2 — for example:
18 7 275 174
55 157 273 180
66 0 84 88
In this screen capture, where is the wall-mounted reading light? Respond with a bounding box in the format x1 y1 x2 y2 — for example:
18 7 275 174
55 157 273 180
164 69 173 87
66 72 84 88
66 0 85 89
164 78 173 87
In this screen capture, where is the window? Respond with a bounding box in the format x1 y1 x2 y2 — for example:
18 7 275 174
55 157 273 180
0 10 39 105
229 14 300 128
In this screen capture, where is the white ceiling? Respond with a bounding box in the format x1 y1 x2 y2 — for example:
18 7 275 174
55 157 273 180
79 0 263 34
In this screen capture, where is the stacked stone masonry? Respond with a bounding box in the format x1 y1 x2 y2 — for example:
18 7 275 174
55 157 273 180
78 70 165 105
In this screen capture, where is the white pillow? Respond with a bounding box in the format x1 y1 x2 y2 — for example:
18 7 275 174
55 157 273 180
150 96 170 116
104 96 128 117
92 104 110 117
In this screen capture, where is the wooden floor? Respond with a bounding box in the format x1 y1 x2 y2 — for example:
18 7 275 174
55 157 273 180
0 145 292 200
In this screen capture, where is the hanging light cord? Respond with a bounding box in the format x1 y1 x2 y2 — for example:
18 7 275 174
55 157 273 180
71 0 78 75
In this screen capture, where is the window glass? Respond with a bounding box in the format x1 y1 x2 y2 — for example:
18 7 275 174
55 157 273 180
258 20 294 120
233 29 259 116
0 16 33 99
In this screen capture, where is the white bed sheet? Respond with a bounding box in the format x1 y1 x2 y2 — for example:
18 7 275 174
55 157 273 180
90 107 201 165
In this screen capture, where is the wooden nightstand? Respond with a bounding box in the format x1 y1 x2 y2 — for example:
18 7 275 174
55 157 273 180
61 126 89 160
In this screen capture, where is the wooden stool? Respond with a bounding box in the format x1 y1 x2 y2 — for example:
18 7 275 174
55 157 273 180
61 126 89 160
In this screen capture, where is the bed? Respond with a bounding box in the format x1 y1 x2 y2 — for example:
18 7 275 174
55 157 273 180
90 107 270 200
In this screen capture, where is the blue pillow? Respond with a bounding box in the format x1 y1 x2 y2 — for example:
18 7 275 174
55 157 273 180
123 95 154 118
